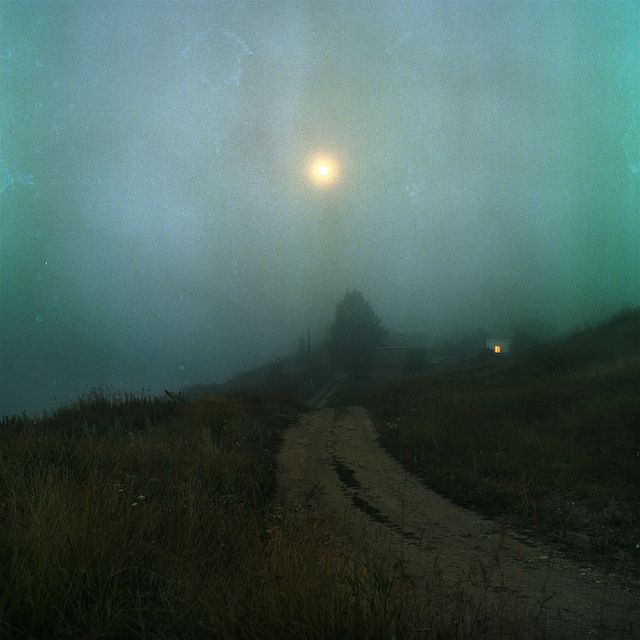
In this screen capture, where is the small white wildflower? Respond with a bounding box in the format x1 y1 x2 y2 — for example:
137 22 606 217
137 494 145 501
132 502 138 507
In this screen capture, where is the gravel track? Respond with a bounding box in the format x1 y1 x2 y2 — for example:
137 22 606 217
278 406 639 639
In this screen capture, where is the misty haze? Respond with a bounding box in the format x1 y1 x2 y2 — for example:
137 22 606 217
1 0 637 416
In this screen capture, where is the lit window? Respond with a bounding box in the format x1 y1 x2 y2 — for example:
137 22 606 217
494 345 502 354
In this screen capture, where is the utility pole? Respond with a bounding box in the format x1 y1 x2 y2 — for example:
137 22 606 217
307 327 313 391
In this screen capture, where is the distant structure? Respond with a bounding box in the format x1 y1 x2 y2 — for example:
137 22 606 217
372 333 431 369
485 337 512 355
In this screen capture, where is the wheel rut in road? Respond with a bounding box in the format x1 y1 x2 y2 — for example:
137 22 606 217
331 453 418 539
278 406 639 639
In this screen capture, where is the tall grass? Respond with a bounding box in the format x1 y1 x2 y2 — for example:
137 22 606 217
0 391 526 639
0 393 286 638
370 310 640 564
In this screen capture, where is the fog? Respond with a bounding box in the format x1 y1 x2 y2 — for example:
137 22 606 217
1 1 638 416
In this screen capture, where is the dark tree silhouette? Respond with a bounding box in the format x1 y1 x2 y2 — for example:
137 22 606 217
327 290 387 379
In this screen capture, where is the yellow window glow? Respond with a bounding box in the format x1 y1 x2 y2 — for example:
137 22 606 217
494 345 502 354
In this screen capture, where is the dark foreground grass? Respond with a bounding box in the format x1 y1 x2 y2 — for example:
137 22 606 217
0 391 534 639
370 309 640 566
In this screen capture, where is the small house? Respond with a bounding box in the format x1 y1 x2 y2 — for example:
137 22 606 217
485 337 512 355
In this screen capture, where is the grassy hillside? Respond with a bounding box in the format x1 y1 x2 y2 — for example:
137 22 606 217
1 390 518 639
0 393 297 638
182 355 331 402
370 309 640 564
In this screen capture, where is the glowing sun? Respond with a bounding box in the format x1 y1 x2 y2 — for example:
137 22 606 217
307 154 340 188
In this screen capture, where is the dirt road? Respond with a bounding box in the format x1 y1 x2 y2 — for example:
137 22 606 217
278 406 639 639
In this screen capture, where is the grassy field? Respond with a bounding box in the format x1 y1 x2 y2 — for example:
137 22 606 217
369 309 640 566
5 311 635 637
0 390 528 639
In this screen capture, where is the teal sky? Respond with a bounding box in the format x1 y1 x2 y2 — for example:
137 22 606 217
1 0 638 416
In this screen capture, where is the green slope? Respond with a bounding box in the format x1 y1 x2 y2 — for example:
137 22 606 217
369 308 640 564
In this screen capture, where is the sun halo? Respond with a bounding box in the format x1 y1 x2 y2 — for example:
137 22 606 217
307 154 340 188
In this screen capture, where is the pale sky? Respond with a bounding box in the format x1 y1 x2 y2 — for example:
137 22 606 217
1 0 638 415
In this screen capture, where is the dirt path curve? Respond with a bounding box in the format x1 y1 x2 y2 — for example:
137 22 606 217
278 406 639 639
